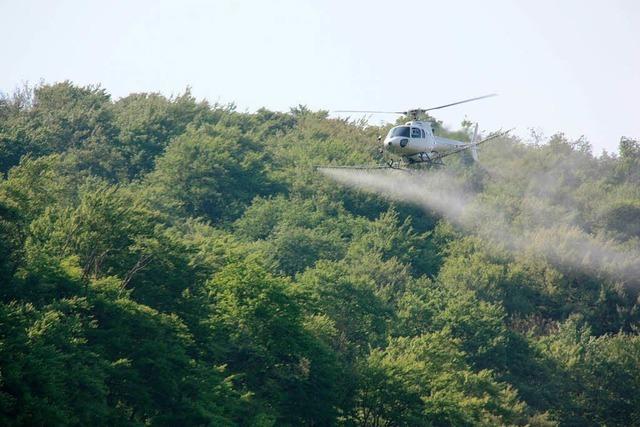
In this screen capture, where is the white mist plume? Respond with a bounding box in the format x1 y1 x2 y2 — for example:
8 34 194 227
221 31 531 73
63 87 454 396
319 167 640 287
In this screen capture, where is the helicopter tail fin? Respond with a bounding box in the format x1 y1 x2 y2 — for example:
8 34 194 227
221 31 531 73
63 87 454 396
470 123 479 161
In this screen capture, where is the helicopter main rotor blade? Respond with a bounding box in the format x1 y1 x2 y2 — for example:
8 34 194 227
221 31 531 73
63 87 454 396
335 94 497 116
334 110 405 114
421 93 497 112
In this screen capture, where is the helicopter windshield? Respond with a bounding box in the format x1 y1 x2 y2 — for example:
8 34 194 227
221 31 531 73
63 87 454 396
390 126 410 138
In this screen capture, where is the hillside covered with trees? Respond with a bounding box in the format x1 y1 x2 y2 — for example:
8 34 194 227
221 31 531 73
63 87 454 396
1 82 639 426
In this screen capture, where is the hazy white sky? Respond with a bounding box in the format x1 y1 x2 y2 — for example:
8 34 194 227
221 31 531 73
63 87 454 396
1 0 638 153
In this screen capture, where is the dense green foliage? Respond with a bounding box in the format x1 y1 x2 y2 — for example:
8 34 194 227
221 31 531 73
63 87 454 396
1 82 639 426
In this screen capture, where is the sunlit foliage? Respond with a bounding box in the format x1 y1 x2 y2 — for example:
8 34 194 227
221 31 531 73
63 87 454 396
0 82 638 426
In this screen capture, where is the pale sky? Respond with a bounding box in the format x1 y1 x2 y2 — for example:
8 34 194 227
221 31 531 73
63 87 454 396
2 0 638 153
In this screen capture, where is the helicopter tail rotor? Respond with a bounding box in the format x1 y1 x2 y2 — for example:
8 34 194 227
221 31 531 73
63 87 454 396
470 123 479 161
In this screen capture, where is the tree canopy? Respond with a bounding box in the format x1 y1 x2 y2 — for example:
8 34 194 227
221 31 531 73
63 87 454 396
0 81 639 426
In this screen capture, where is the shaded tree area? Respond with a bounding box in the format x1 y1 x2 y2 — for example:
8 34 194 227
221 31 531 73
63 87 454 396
0 82 639 425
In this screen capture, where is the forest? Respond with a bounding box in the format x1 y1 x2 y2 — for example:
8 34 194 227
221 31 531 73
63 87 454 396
1 81 639 426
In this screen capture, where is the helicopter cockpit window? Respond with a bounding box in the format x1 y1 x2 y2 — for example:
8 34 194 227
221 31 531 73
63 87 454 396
421 129 425 138
391 126 410 138
411 128 421 138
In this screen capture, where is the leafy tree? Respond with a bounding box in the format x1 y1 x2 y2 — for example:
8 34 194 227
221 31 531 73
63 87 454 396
0 154 82 224
298 259 396 353
597 199 640 240
205 260 342 425
0 82 126 179
615 137 640 183
0 298 111 426
352 332 545 426
89 286 239 426
263 225 345 276
536 316 640 426
395 277 509 372
0 199 22 286
145 125 273 222
113 90 214 178
22 181 155 279
347 208 437 276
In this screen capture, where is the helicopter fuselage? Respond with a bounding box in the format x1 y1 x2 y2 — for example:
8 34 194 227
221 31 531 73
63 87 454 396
383 120 467 163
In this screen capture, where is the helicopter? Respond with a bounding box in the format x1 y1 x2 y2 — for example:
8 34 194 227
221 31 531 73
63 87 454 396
329 94 509 170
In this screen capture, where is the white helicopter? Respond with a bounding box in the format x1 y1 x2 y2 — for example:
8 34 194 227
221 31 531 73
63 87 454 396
332 94 508 169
